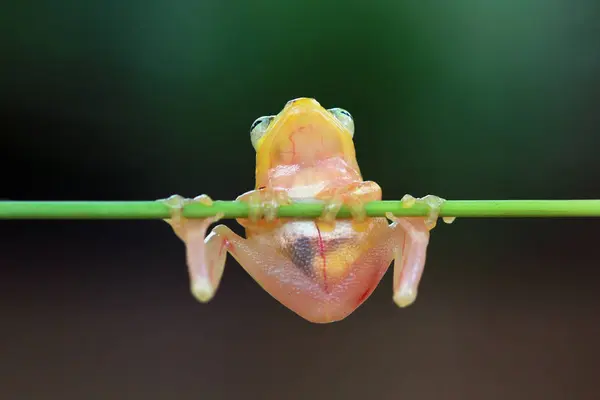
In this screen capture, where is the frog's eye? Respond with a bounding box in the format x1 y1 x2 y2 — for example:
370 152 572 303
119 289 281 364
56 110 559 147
328 108 354 138
250 115 274 150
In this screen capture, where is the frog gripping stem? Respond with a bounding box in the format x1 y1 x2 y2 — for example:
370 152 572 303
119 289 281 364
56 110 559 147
161 194 228 302
386 194 444 308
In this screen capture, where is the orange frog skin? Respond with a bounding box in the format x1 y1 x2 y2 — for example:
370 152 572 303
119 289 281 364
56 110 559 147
162 98 445 323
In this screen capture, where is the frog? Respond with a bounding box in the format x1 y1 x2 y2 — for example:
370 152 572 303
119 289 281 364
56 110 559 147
161 98 445 323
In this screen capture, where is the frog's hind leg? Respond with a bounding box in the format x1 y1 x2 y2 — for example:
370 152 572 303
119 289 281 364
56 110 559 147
161 194 242 302
182 223 242 302
384 194 445 307
385 217 431 307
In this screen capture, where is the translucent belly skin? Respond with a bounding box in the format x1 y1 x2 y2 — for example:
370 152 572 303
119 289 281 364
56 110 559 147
239 218 394 323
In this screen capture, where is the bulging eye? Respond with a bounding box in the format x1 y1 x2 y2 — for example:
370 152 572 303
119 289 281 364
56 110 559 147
328 108 354 137
250 115 274 150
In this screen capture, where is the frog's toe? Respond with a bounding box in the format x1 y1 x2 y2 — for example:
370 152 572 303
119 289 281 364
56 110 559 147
385 211 399 222
399 193 446 230
345 193 368 223
247 199 262 222
159 194 188 231
401 194 416 208
262 198 279 222
192 194 214 207
420 194 446 230
320 197 343 224
247 189 291 223
189 195 223 225
317 188 371 231
161 194 187 211
247 191 266 222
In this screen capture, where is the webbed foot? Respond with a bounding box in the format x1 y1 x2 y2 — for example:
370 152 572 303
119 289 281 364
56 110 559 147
160 194 223 240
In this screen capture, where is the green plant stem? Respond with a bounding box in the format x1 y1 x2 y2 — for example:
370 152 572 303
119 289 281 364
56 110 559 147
0 200 599 220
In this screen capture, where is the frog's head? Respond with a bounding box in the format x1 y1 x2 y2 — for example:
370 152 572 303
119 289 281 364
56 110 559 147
250 98 359 186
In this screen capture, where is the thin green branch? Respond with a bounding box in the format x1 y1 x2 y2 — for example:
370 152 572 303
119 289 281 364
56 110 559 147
0 200 599 220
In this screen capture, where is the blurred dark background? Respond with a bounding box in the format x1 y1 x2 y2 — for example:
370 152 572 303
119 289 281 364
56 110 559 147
2 1 600 399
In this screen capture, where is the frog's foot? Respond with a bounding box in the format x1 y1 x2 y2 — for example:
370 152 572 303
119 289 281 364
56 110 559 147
239 188 292 224
401 194 446 230
160 194 190 239
159 194 222 240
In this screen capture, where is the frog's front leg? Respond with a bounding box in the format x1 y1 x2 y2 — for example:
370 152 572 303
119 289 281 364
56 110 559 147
235 187 292 230
161 194 242 302
385 194 446 307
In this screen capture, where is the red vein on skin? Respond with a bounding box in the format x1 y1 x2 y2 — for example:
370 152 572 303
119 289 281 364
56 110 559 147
356 287 372 305
314 222 328 291
288 127 302 163
220 237 236 257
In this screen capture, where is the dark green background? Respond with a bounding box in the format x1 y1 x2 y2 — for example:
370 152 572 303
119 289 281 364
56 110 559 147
2 1 599 399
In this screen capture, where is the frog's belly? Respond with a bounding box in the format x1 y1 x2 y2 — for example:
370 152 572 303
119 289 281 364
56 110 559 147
251 219 392 322
277 220 373 282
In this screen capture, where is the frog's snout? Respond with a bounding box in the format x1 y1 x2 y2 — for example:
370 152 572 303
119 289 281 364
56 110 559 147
286 98 302 106
285 97 320 109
